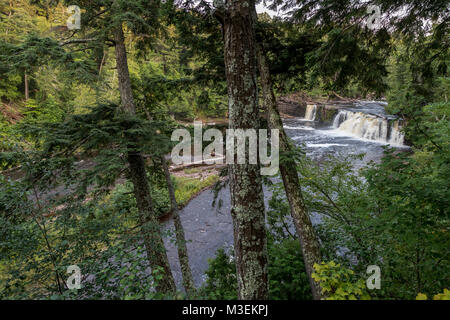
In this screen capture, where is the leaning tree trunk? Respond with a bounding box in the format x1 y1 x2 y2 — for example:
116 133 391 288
251 8 323 300
220 0 269 300
114 24 176 294
24 72 29 101
161 156 196 295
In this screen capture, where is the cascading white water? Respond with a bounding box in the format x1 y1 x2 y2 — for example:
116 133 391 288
304 104 317 121
332 110 348 128
332 110 405 145
388 120 405 145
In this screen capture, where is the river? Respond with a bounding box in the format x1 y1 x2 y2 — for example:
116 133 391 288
163 100 408 289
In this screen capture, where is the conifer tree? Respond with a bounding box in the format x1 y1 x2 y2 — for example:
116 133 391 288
29 0 178 294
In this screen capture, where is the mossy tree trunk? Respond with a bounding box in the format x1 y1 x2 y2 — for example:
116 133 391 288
251 7 324 300
220 0 269 300
114 24 176 294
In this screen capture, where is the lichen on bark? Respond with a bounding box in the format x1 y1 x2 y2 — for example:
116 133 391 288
221 0 269 300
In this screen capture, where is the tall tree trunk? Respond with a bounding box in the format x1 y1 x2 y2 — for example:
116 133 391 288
251 8 323 300
161 156 196 295
221 0 269 300
24 72 29 101
114 24 176 294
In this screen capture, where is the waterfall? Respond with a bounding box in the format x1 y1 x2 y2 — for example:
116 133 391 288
332 110 348 128
332 110 405 145
388 120 405 145
304 104 317 121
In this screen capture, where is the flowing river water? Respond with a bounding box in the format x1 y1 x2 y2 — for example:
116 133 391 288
163 100 408 289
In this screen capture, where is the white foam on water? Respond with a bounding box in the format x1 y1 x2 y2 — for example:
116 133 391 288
306 143 349 148
321 128 407 147
359 100 388 105
283 125 315 130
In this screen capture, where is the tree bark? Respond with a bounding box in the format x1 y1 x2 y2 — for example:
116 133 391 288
251 7 324 300
114 24 176 294
161 156 196 295
222 0 269 300
24 72 29 101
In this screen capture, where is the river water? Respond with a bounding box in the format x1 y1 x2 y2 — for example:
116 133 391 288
163 101 407 289
283 101 405 168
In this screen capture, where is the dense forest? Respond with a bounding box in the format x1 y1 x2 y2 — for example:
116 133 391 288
0 0 448 301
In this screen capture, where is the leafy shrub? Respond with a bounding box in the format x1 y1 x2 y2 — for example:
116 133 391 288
199 239 312 300
312 261 371 300
198 248 237 300
268 239 312 300
416 289 450 300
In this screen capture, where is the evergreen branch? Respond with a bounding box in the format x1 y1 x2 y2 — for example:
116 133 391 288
59 38 98 46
